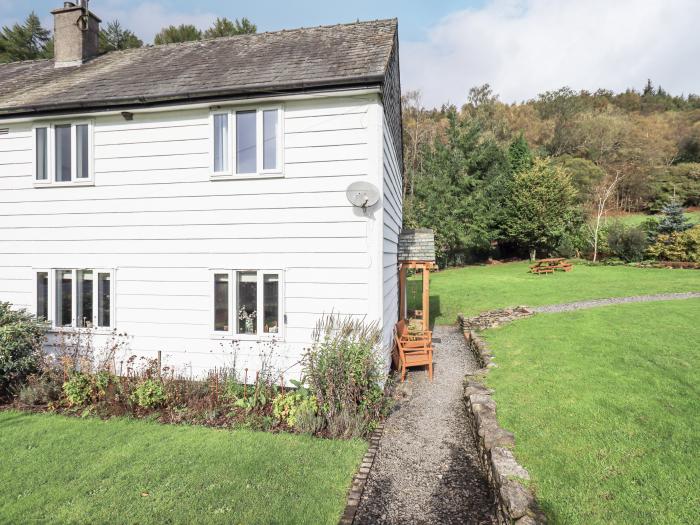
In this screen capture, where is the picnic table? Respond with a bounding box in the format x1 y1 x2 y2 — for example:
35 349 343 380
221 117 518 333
530 257 573 275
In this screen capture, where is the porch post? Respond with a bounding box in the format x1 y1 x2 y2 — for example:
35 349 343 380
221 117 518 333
398 264 407 321
422 265 429 331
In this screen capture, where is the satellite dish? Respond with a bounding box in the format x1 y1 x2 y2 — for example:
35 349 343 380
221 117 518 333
346 181 379 212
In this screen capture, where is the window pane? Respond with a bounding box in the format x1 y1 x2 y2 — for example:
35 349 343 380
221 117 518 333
77 270 93 327
76 124 89 179
55 125 71 182
263 109 278 170
98 273 111 328
236 111 256 174
56 270 73 327
36 128 48 181
214 273 229 331
263 274 279 334
237 271 257 334
213 114 228 172
36 272 48 320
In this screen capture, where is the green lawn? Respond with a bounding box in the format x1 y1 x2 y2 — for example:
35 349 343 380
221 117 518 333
482 300 700 524
613 210 700 227
421 261 700 323
0 411 366 524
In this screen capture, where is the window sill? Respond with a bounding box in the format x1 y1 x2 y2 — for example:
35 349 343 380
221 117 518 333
210 172 284 181
47 327 115 335
34 180 95 188
210 333 284 342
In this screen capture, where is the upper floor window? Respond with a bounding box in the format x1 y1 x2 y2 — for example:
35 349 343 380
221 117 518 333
33 121 93 185
210 107 282 178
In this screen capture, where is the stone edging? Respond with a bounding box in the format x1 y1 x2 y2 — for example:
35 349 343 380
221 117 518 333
458 314 545 524
339 424 384 525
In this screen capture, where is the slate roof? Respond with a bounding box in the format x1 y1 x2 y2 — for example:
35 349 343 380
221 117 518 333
0 19 397 117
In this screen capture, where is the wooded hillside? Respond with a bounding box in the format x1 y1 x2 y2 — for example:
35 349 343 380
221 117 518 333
402 82 700 265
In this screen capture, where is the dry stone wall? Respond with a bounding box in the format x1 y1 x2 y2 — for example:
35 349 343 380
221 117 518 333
458 313 546 525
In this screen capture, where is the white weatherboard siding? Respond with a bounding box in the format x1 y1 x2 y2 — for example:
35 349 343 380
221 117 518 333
0 92 399 379
381 111 403 371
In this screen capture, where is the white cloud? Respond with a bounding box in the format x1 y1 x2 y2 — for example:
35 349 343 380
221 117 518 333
97 1 218 43
401 0 700 107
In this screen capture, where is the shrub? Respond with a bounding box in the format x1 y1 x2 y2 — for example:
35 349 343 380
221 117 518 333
0 302 47 398
605 221 648 262
62 370 119 407
647 225 700 262
272 380 319 430
222 378 245 403
303 315 388 438
131 378 167 408
63 372 93 406
16 374 62 405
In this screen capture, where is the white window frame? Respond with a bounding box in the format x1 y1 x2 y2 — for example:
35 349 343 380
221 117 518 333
34 268 115 330
32 268 53 323
32 120 95 187
209 105 284 180
210 269 285 340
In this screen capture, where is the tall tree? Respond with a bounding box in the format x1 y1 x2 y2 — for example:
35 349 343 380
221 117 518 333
99 20 143 53
405 110 507 266
0 12 52 63
204 17 256 38
153 24 202 45
502 158 578 261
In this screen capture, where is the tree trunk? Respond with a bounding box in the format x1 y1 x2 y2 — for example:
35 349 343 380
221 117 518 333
530 248 537 262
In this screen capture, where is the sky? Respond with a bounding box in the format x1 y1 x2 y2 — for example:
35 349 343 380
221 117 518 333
2 0 699 108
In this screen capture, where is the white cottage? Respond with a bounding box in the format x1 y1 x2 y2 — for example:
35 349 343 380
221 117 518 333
0 3 403 378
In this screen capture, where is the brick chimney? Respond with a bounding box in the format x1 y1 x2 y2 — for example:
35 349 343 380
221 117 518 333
51 1 101 67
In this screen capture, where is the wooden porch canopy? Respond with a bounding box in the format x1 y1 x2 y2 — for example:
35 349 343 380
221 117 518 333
398 229 436 331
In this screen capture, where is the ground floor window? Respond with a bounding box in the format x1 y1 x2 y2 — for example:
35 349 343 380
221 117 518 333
212 270 283 337
35 268 113 329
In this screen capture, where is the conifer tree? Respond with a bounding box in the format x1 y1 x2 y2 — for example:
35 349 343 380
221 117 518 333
99 21 143 53
0 12 52 63
508 133 534 174
658 197 691 234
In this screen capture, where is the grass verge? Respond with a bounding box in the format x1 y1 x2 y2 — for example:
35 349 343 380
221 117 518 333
482 300 700 524
0 411 366 524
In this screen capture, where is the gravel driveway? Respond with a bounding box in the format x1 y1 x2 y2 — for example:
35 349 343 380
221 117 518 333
354 325 496 525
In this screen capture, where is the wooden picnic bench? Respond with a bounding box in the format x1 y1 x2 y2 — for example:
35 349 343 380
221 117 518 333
530 257 573 275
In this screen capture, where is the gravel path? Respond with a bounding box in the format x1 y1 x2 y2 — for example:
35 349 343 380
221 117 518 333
354 325 495 525
530 291 700 313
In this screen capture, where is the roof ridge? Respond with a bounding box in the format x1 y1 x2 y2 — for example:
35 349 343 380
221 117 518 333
135 18 398 52
0 56 53 68
0 19 398 65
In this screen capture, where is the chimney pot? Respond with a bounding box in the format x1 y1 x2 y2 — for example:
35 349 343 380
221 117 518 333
51 3 101 67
